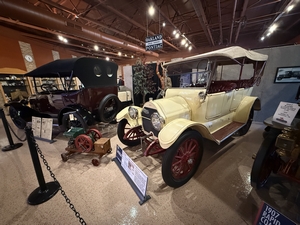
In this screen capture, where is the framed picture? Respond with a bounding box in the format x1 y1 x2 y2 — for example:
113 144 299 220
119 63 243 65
274 66 300 83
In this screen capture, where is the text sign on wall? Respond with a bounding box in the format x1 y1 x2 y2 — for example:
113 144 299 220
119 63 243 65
254 202 296 225
145 34 163 51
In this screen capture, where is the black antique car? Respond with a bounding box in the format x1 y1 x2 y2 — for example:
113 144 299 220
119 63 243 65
6 57 132 130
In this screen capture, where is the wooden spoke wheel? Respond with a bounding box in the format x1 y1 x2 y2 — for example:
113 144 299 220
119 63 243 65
251 129 281 189
86 129 102 142
92 158 100 166
117 119 143 146
75 134 93 153
162 130 203 188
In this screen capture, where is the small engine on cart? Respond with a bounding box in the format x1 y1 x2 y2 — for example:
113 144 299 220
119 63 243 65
61 127 112 166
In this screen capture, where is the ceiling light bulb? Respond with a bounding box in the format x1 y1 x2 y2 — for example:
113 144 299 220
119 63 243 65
175 33 180 39
181 39 186 45
148 6 155 16
131 55 134 58
269 24 277 33
260 36 265 41
188 46 192 51
266 32 271 36
58 35 64 41
118 52 122 56
162 22 166 27
185 43 189 48
125 54 127 57
173 30 177 35
94 45 99 51
106 57 110 61
63 38 68 43
286 5 294 12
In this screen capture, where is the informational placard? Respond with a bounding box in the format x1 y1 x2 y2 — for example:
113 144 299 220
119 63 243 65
272 102 300 126
254 202 296 225
41 118 53 140
31 116 54 142
32 116 42 137
145 34 163 51
114 145 150 204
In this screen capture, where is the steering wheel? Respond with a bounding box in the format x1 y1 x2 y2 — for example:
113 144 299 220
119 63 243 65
41 83 58 92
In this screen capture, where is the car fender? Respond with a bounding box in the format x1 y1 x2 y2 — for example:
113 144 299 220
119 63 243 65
233 96 260 123
116 106 143 127
158 118 211 149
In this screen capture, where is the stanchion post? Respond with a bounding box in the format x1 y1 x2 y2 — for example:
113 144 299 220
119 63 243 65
25 126 60 205
0 107 23 151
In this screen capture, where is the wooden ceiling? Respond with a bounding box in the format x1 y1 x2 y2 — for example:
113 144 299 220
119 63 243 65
0 0 299 64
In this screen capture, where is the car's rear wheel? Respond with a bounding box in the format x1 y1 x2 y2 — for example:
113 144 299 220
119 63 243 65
9 106 27 129
117 119 141 146
62 112 88 132
99 94 120 123
162 130 203 188
235 107 254 136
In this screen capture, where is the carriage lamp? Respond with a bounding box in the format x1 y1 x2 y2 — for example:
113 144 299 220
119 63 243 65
128 106 138 119
151 112 165 131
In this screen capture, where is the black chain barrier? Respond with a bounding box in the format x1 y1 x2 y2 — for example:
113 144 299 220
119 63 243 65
29 131 86 225
7 122 27 142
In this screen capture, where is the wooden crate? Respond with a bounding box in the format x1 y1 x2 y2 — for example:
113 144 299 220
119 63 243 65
94 138 111 154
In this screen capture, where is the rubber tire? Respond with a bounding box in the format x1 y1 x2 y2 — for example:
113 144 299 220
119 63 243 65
162 130 203 188
250 130 281 189
9 106 27 129
98 94 120 123
62 112 88 132
235 108 254 136
117 119 140 146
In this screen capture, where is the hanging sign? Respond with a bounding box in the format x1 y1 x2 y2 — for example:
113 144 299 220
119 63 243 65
145 34 163 51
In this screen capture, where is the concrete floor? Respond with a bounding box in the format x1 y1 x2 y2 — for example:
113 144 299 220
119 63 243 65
0 118 299 225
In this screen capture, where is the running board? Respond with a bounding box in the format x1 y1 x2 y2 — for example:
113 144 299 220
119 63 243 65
212 121 244 144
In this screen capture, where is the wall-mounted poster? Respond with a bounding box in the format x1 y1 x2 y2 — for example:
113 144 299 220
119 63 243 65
274 66 300 83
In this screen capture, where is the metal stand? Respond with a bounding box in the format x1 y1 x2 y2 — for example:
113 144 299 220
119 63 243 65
25 126 60 205
0 108 23 151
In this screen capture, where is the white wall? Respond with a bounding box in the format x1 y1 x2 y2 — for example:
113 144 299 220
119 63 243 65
252 45 300 122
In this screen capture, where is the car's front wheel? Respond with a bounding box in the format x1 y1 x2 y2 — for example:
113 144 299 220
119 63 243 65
162 130 203 188
62 112 88 132
117 119 142 146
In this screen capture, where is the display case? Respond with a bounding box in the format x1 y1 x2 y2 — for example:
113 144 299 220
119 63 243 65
0 68 31 103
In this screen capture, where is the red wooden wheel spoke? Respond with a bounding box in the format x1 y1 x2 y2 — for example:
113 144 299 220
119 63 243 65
171 139 199 179
75 134 93 152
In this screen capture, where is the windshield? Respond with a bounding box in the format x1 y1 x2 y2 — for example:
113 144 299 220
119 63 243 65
165 59 209 87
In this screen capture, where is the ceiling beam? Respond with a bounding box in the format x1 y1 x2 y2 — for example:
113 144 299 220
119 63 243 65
229 0 238 44
234 0 250 43
217 0 223 44
190 0 215 46
99 4 180 51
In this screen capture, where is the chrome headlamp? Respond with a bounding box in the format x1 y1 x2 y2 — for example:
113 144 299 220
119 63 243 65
151 112 165 131
128 106 138 119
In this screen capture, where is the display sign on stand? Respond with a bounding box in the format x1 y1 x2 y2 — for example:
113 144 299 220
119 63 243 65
272 102 300 126
31 116 56 143
254 202 297 225
113 145 151 205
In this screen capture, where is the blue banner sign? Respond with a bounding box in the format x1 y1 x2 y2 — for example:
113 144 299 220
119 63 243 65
254 202 296 225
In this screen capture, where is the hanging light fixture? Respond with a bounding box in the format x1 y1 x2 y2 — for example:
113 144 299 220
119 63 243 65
94 45 99 51
148 5 155 16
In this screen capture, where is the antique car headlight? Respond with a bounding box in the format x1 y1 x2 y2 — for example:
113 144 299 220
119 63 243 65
151 112 165 131
128 106 138 119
